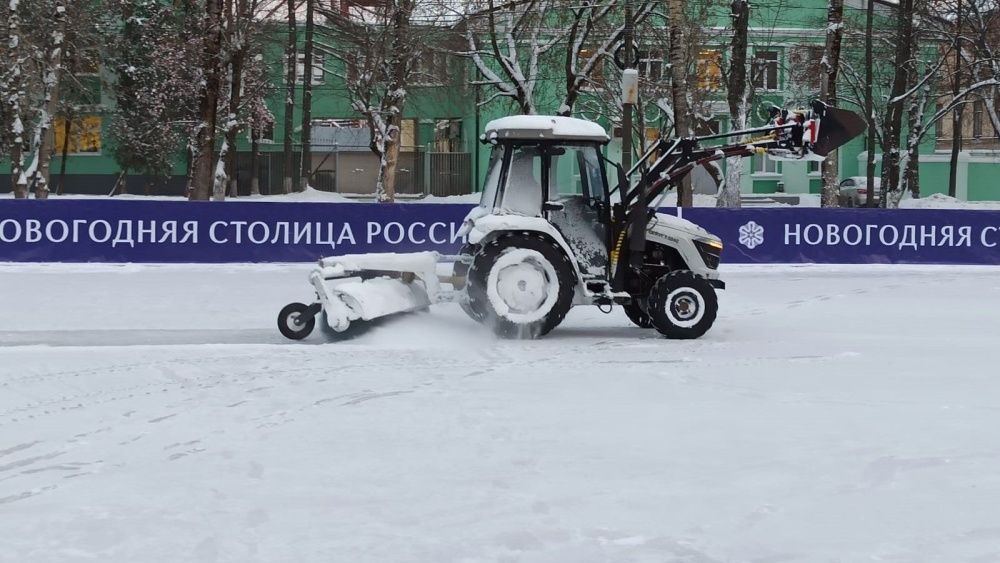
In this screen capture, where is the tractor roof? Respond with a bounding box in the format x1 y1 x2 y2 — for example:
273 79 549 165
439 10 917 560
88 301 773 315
483 115 609 143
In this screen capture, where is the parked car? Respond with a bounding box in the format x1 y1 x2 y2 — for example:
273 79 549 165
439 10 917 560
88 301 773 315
838 176 881 207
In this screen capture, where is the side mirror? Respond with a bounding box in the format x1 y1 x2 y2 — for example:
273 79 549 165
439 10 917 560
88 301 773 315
543 201 565 212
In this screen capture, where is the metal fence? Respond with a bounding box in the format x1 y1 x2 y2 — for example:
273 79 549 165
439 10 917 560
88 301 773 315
235 148 472 198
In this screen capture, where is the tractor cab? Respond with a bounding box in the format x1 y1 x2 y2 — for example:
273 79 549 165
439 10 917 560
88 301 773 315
475 116 614 280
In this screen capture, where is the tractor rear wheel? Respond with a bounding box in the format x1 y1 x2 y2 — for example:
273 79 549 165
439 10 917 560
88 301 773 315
453 244 486 322
466 233 576 339
646 270 718 339
622 299 654 328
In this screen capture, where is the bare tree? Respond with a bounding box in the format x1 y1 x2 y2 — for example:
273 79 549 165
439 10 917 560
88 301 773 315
210 0 274 200
879 0 916 206
719 0 750 208
5 0 27 198
462 0 653 119
863 0 877 207
463 0 571 115
317 0 422 202
282 0 297 194
948 0 965 197
20 0 66 199
188 0 225 200
819 0 844 208
668 0 692 206
963 0 1000 140
299 0 315 190
559 1 654 116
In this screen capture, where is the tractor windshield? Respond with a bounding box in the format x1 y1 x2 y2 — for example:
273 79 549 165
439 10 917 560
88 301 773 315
479 145 505 209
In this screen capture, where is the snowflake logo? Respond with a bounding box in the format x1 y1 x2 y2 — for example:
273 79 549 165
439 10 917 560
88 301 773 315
738 221 765 249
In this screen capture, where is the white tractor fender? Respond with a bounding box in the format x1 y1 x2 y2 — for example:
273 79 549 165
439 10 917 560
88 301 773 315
467 214 587 292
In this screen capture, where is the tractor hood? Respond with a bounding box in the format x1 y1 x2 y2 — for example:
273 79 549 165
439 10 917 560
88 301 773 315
647 212 721 246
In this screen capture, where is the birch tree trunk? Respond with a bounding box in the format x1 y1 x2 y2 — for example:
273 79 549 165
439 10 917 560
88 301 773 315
223 0 247 200
8 0 27 199
377 125 402 202
376 0 413 202
903 93 924 201
668 0 692 207
900 12 926 203
720 0 749 209
31 1 67 200
819 0 843 208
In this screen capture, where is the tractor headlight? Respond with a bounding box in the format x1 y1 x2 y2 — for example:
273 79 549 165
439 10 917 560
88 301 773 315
693 239 723 270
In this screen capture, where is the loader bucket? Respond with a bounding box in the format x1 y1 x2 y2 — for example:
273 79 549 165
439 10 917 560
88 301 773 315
811 101 867 157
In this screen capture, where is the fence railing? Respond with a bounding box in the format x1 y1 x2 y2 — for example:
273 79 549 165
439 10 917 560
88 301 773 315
237 148 473 197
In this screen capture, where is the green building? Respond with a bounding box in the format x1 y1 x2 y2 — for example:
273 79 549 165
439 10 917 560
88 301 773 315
4 0 998 201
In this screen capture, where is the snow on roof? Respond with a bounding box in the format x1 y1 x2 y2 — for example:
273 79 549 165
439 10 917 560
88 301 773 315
484 115 609 143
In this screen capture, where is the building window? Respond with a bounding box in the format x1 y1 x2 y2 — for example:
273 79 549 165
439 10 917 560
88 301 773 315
63 53 101 106
413 51 450 85
696 49 722 91
54 115 101 155
787 45 823 92
432 119 462 152
973 99 983 138
401 119 416 149
752 50 779 91
753 152 778 174
295 53 325 84
637 50 663 82
807 160 820 174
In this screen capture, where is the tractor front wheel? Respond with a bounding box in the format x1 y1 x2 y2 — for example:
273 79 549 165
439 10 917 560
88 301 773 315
646 271 718 339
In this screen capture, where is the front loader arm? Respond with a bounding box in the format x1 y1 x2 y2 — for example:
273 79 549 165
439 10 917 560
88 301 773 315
617 100 867 271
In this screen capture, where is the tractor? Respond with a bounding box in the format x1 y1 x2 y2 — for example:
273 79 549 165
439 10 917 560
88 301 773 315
278 101 865 341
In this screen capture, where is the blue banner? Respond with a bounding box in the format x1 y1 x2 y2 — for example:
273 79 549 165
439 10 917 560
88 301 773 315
0 200 473 263
1 199 999 265
679 208 1000 265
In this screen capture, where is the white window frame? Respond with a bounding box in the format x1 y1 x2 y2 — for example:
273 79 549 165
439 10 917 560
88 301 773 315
412 51 450 86
752 152 780 176
751 50 780 92
294 53 325 85
637 49 663 82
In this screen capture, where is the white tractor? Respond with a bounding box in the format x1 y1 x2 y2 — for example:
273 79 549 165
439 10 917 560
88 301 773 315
278 101 865 341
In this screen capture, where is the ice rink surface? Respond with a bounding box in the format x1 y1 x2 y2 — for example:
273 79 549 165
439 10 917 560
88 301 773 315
1 263 999 562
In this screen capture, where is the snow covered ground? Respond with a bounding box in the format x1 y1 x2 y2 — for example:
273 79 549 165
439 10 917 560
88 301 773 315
2 263 1000 562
